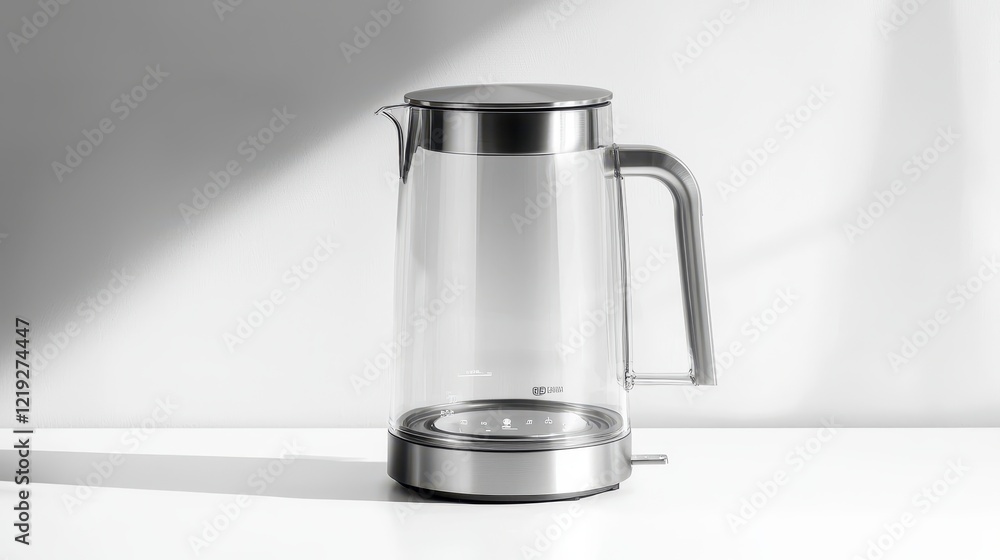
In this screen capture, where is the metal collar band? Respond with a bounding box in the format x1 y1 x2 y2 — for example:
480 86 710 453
406 105 613 156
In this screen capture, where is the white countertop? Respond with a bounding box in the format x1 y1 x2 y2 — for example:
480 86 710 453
2 428 998 559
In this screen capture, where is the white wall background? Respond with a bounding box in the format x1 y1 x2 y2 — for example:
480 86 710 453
1 0 998 428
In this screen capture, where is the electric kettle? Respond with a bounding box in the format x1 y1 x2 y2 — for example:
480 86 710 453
376 84 715 502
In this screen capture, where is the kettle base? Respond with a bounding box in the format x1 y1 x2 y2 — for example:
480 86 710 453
387 431 632 503
394 481 620 503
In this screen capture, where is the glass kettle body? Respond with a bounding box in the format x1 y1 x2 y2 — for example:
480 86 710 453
377 84 715 501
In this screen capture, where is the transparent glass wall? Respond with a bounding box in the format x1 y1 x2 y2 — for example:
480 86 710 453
390 146 629 450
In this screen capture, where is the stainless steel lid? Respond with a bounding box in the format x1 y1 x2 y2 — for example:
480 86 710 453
404 83 613 110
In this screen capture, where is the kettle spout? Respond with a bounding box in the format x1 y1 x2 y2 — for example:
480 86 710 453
376 104 409 181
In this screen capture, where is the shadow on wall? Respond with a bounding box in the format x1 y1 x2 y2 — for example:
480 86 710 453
0 0 525 344
814 2 967 424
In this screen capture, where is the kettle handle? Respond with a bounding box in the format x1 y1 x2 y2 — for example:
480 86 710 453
613 145 717 386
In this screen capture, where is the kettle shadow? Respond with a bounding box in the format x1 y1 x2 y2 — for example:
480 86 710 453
0 450 433 503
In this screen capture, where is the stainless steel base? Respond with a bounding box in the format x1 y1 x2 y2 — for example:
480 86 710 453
387 432 632 502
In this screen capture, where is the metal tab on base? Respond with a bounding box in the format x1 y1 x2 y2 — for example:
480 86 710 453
631 454 669 465
387 432 632 503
